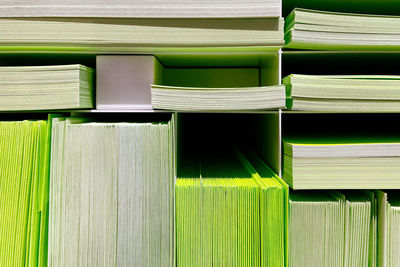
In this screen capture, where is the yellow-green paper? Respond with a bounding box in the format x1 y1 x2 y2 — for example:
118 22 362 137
0 119 52 267
175 148 287 266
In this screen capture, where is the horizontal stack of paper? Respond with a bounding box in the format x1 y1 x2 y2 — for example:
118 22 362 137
151 84 286 111
285 8 400 50
176 147 287 266
283 74 400 111
0 119 51 267
377 190 400 267
0 65 94 111
289 191 375 267
283 136 400 189
0 0 281 18
0 18 283 52
48 117 173 267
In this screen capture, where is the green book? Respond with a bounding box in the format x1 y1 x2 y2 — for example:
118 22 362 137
283 74 400 112
0 65 94 111
176 146 287 267
48 117 174 267
0 119 51 267
285 8 400 50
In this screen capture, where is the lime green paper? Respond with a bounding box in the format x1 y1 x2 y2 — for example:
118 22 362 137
0 119 49 267
176 147 287 266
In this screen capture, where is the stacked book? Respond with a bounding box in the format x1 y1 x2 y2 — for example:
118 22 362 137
48 117 174 266
176 147 287 266
289 190 376 267
0 119 51 267
0 65 94 111
283 74 400 112
285 8 400 50
283 135 400 189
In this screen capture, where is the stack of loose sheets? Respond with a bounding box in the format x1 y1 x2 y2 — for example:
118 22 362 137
0 17 283 52
0 0 281 18
285 8 400 50
0 65 94 111
289 190 376 267
151 84 286 111
48 117 174 267
283 74 400 112
377 190 400 267
175 147 287 267
0 119 51 267
283 136 400 189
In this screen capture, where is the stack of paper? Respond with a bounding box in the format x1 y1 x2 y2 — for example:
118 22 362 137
0 0 281 18
283 74 400 111
289 191 375 267
151 84 286 111
343 191 375 267
48 117 173 266
0 17 283 52
243 149 289 267
175 147 287 266
377 190 400 267
283 136 400 189
0 65 94 111
289 191 345 267
0 119 51 267
285 8 400 50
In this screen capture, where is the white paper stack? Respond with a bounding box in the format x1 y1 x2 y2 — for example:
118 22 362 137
0 0 281 18
48 117 174 267
283 137 400 189
283 74 400 112
151 84 286 111
0 65 94 111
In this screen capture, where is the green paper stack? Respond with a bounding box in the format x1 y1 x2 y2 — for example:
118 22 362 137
0 18 283 53
343 191 375 267
285 8 400 50
289 191 376 267
377 190 400 267
289 191 345 267
151 84 286 111
0 65 94 111
0 0 281 18
283 136 400 189
175 147 287 267
48 117 174 267
0 119 51 267
283 74 400 112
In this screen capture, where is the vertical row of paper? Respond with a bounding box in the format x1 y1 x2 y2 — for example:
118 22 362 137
0 120 50 267
48 118 174 266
